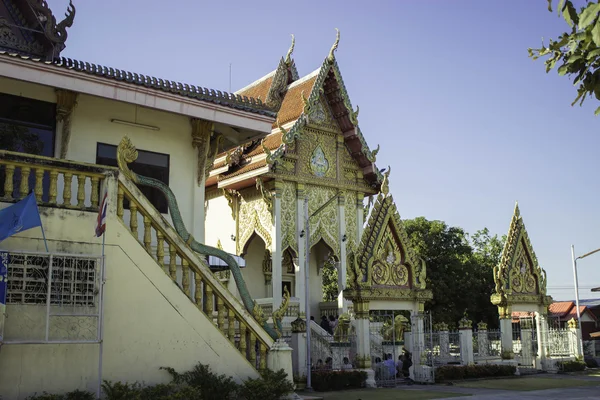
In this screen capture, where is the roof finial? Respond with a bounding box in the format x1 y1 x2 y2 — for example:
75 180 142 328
381 166 391 196
327 28 340 63
514 201 520 217
284 34 295 66
301 90 311 115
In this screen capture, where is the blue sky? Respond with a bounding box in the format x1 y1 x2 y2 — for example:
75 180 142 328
48 0 599 300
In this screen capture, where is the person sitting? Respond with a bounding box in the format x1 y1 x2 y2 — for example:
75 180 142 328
396 354 404 378
341 357 353 370
314 359 325 370
383 353 396 379
325 357 333 370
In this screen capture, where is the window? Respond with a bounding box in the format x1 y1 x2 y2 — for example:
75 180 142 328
0 92 56 200
6 253 98 307
96 143 170 213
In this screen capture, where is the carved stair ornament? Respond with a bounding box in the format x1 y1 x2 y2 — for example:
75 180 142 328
56 89 78 159
271 286 291 339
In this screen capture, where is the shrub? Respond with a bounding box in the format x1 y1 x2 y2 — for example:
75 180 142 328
585 358 599 368
311 370 368 392
102 381 142 400
557 360 586 372
26 391 95 400
239 369 294 400
161 364 239 400
435 364 516 382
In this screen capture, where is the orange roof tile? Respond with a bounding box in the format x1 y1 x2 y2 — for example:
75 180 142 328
245 131 282 157
566 305 597 321
220 159 268 180
238 75 274 102
275 76 317 126
549 301 575 317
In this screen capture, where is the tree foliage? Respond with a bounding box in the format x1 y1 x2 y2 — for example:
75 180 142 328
528 0 600 115
322 255 338 302
403 218 505 328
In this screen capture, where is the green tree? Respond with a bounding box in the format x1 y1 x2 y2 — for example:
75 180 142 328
321 255 338 302
403 218 502 328
528 0 600 115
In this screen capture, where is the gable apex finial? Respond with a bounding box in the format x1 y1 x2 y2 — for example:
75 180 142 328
285 34 295 66
514 201 520 217
327 28 340 63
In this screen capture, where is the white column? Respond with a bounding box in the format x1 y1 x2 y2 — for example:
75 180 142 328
568 318 583 358
193 171 206 244
499 307 513 357
291 317 307 379
459 326 474 365
353 299 375 388
410 307 426 381
337 194 347 313
356 193 364 243
272 181 283 309
267 340 294 387
535 311 548 369
295 184 306 314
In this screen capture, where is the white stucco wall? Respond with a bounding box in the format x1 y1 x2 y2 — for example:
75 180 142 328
242 235 269 300
0 205 259 399
204 194 237 254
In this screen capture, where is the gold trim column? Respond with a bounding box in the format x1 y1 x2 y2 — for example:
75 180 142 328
56 89 78 159
295 183 306 314
356 192 364 242
337 193 347 313
272 180 284 309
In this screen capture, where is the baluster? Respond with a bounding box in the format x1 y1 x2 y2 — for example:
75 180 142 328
117 186 124 219
48 170 58 204
182 258 190 296
34 169 44 202
249 333 257 367
217 297 225 333
240 323 248 359
19 166 30 199
156 231 165 272
91 176 100 208
76 174 86 208
3 164 15 200
194 274 203 309
129 203 138 236
259 343 267 370
169 244 177 281
63 172 73 206
205 285 214 321
143 216 152 254
228 309 236 344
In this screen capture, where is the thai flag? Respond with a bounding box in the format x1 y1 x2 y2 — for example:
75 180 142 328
95 184 108 237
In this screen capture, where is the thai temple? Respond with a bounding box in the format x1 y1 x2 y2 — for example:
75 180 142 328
0 1 586 398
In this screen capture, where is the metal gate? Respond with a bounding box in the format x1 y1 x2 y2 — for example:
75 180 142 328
513 315 537 373
370 311 401 387
410 312 435 383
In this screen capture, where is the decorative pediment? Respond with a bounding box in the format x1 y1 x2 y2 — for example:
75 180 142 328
345 171 431 302
491 203 552 308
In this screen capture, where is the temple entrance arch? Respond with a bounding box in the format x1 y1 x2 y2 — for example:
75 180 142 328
344 171 433 384
491 203 553 371
310 239 338 320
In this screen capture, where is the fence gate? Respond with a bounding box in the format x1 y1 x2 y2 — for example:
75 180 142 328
410 312 435 384
370 311 400 387
513 316 537 373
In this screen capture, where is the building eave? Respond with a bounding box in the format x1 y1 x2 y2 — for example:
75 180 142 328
0 53 276 134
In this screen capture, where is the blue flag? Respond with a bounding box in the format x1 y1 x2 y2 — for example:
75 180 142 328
0 251 7 306
0 192 43 242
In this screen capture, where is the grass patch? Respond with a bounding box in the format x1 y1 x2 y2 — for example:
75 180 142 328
455 377 600 391
319 388 468 400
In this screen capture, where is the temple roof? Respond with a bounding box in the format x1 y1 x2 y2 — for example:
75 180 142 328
0 0 75 59
207 31 382 191
0 51 276 117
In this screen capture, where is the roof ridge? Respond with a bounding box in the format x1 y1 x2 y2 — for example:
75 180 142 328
235 70 277 95
0 51 275 116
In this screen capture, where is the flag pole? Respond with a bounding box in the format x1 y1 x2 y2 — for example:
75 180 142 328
97 230 105 399
40 224 49 253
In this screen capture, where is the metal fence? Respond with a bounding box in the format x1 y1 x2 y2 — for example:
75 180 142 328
309 321 355 372
1 250 105 344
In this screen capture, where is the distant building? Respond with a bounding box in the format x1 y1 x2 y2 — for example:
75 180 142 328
548 301 598 340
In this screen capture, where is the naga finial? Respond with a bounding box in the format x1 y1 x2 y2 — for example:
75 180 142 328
284 34 295 66
349 105 359 126
261 138 275 164
253 300 266 326
256 177 273 212
272 286 291 339
327 28 340 63
117 136 139 183
371 144 380 162
301 90 311 115
381 166 391 196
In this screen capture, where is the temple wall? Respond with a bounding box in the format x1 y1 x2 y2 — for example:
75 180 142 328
204 194 237 254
